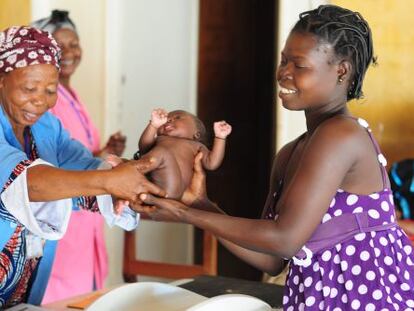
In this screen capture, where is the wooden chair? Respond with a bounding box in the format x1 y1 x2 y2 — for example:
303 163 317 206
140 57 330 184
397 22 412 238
123 221 217 280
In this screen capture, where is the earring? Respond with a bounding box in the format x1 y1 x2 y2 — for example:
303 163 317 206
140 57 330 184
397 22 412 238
338 77 344 83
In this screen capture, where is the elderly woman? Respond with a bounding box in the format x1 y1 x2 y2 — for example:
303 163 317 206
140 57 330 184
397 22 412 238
0 26 163 308
32 10 126 302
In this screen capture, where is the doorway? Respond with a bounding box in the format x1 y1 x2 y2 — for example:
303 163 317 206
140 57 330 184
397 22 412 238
196 0 277 281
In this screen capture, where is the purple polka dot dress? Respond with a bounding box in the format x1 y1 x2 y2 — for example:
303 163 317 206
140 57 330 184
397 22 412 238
281 119 414 310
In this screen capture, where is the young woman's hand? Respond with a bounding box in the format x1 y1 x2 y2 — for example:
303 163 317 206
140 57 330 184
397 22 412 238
131 195 189 222
181 152 208 206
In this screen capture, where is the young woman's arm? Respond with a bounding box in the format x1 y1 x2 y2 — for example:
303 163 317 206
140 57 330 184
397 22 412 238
135 118 365 259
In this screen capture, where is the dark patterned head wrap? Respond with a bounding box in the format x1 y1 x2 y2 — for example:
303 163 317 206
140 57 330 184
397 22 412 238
0 26 60 74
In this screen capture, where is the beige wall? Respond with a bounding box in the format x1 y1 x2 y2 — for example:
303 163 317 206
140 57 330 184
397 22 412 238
333 0 414 166
0 0 31 30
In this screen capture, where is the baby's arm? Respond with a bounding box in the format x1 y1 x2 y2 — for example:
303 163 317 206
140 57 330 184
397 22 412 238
138 108 168 154
202 121 232 170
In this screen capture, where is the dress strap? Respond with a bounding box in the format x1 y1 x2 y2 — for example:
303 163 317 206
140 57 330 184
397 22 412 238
354 118 388 188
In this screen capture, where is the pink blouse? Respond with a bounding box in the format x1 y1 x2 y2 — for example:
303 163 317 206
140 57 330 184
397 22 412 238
42 84 108 303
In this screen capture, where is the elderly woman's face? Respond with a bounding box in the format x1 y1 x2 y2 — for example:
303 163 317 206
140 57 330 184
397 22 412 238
0 64 58 131
53 28 81 79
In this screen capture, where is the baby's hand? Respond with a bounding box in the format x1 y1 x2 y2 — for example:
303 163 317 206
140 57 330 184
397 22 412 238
151 108 168 128
214 121 232 139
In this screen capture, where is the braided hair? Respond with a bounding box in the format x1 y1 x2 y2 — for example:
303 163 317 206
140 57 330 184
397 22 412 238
292 5 377 100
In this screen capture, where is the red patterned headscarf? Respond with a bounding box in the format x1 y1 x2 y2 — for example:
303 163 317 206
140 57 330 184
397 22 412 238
0 26 60 74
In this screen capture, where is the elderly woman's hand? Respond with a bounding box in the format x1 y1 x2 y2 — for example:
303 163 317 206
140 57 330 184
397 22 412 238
106 157 166 205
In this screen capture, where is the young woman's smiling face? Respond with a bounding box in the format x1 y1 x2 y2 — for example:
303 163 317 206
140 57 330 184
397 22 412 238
276 31 345 112
0 64 59 135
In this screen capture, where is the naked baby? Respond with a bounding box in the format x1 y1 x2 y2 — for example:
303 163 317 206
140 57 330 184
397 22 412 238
136 108 232 199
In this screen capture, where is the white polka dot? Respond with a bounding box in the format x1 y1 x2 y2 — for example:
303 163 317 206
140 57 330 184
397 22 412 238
388 274 397 283
353 207 363 214
385 286 391 294
360 251 370 261
378 154 387 166
299 283 304 293
368 209 380 219
373 290 382 300
404 245 412 255
333 209 343 216
374 248 381 257
333 254 340 264
381 201 390 211
388 233 395 243
312 261 320 272
374 259 379 267
305 296 315 307
345 280 354 290
369 193 380 199
391 215 395 222
286 306 294 311
298 303 305 311
351 299 361 310
304 276 313 287
346 245 356 256
341 261 348 271
330 287 338 298
329 270 334 280
397 252 402 262
407 299 414 307
329 198 336 207
379 237 388 246
319 301 325 310
351 265 361 275
371 231 376 238
323 286 330 297
390 195 394 205
335 244 342 252
293 275 299 285
365 303 376 311
384 256 393 266
358 284 368 294
369 239 375 247
322 214 332 223
337 274 344 284
393 303 400 311
322 250 332 261
283 296 289 304
315 280 322 291
333 308 341 311
401 283 410 291
394 293 403 301
396 266 400 274
366 271 376 281
341 293 348 303
404 270 410 280
355 233 366 241
347 194 358 205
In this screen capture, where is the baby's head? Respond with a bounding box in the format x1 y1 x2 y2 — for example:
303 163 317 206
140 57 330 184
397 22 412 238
291 5 376 101
158 110 206 143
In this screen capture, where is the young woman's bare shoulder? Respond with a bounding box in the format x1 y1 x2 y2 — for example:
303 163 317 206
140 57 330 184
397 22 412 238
311 116 363 147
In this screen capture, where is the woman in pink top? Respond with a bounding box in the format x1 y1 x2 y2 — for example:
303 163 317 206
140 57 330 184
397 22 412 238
33 10 126 303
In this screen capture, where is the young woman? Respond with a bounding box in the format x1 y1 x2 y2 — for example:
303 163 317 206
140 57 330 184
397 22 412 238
132 5 414 310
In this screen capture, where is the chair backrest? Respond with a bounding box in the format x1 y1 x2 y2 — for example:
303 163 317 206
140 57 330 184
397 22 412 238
123 221 217 281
